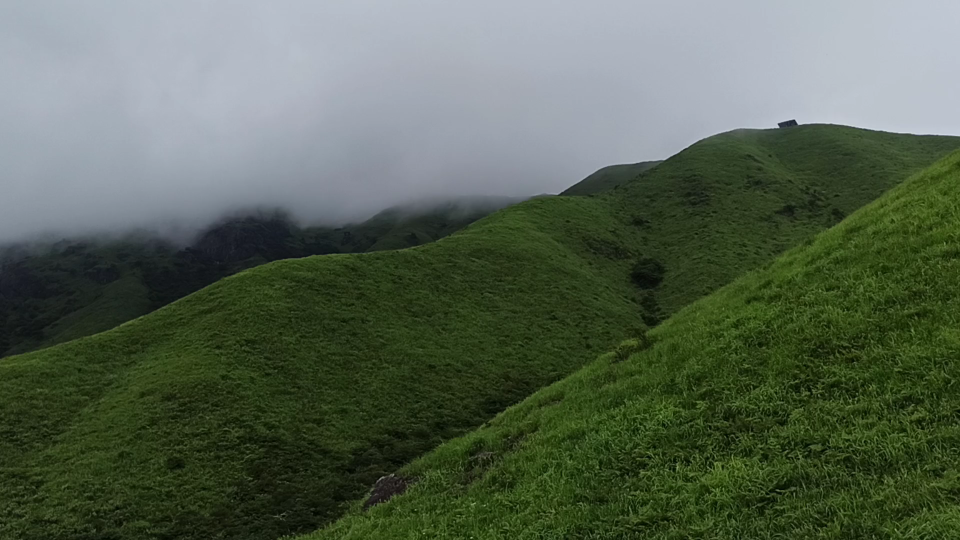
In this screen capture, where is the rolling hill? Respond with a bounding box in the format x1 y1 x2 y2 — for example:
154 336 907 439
0 196 519 358
561 160 663 196
0 125 957 540
604 125 960 315
309 147 960 540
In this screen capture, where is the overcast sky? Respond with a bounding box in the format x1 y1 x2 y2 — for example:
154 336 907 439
1 1 958 241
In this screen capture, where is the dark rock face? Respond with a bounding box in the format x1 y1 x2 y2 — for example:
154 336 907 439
363 474 416 510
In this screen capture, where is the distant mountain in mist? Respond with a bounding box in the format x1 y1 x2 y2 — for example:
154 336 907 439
0 195 522 357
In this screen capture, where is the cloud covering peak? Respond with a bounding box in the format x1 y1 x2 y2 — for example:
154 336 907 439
2 1 959 241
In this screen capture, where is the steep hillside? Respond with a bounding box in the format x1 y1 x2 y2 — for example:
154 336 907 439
309 150 960 539
0 197 518 358
0 125 957 540
561 160 662 196
607 125 960 314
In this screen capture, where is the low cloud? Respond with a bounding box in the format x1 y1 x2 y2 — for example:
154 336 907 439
2 1 958 242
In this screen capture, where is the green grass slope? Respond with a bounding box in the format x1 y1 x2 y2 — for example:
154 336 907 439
340 196 523 252
561 160 663 196
0 197 650 540
0 125 957 540
608 125 960 315
0 197 518 358
308 150 960 539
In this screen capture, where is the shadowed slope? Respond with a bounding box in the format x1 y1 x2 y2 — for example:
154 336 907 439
309 150 960 539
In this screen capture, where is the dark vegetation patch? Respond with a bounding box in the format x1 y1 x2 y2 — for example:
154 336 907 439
681 174 711 206
164 456 186 471
631 257 666 289
775 204 798 218
638 290 664 327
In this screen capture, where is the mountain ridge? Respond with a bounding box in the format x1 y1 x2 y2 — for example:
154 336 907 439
0 195 522 357
561 160 663 196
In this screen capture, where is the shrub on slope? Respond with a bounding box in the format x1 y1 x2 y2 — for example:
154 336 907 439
310 150 960 539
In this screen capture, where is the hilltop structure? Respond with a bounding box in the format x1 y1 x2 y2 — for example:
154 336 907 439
779 119 799 128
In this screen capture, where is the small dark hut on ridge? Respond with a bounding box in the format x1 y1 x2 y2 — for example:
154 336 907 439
778 119 799 128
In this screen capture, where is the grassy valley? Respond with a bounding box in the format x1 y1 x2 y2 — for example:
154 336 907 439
310 147 960 540
0 125 957 540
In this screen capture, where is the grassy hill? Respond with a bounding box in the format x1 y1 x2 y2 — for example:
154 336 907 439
0 197 518 358
334 196 523 252
308 148 960 540
0 197 650 540
561 160 662 196
0 125 957 540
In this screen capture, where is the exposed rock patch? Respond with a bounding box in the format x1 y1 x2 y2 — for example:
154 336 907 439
363 474 416 510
